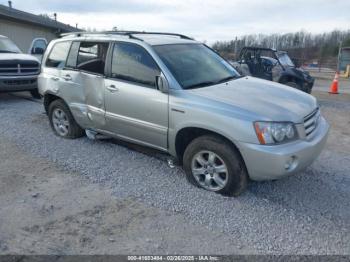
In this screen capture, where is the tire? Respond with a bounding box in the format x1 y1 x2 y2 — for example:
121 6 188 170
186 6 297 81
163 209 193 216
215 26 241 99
285 81 300 89
305 86 312 94
30 89 41 99
285 81 310 93
183 135 248 197
48 99 84 139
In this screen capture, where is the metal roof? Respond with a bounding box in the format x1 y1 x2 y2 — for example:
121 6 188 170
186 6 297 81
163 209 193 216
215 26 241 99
0 4 79 33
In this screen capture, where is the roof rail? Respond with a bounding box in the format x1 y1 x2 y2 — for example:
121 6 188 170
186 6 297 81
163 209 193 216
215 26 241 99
60 31 194 40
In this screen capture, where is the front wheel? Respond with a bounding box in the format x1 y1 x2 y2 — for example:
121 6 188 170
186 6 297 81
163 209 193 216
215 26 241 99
183 135 248 197
285 81 310 93
285 81 300 89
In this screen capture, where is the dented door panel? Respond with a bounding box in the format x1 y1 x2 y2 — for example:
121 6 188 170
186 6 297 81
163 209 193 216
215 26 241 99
58 70 106 130
58 69 88 128
80 72 106 129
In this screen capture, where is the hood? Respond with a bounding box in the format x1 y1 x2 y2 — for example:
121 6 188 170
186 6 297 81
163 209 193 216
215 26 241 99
188 77 317 123
0 53 40 63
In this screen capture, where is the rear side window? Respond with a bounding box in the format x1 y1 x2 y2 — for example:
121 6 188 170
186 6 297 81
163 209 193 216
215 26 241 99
111 42 160 87
46 42 71 68
65 42 109 75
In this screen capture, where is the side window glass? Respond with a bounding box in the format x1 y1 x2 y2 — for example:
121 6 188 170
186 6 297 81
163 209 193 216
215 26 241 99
46 42 71 68
76 42 109 75
66 42 80 68
111 42 160 87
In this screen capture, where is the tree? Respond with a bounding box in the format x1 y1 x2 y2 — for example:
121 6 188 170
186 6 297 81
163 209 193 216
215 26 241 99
212 30 350 64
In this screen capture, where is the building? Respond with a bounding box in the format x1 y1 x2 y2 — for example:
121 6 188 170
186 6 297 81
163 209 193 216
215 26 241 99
0 2 78 52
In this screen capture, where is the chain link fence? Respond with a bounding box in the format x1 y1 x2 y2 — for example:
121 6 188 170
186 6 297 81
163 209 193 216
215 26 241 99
291 57 338 73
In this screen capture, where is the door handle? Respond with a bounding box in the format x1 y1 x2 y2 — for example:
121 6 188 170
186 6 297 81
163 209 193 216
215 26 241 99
62 74 72 81
106 85 119 92
51 77 59 81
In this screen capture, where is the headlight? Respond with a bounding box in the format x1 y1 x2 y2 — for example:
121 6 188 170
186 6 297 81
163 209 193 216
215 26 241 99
254 122 298 145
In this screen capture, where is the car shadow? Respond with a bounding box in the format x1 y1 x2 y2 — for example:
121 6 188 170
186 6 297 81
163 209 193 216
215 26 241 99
0 92 41 103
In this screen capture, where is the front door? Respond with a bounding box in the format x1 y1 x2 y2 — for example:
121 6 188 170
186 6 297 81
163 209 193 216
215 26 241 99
29 38 48 61
104 42 168 150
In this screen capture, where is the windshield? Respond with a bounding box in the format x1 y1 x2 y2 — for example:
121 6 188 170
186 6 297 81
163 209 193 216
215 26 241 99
277 52 294 67
153 44 240 89
0 37 21 53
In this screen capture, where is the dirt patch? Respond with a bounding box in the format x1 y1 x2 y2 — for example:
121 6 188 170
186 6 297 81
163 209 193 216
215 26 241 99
0 137 248 255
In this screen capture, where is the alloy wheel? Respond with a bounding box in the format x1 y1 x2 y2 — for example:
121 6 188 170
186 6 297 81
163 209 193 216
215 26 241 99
52 108 70 137
191 150 228 191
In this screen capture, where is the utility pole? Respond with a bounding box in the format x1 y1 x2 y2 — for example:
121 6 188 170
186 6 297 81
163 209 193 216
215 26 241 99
234 36 238 60
337 40 342 73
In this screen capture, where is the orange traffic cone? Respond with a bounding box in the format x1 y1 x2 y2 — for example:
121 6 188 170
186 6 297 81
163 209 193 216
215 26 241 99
329 72 339 94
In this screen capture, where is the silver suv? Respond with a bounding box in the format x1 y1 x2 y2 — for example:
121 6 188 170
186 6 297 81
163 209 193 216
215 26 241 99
38 31 329 196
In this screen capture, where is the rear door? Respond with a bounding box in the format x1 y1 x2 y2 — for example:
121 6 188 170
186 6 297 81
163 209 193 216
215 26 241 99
57 41 88 127
104 42 168 150
61 41 110 129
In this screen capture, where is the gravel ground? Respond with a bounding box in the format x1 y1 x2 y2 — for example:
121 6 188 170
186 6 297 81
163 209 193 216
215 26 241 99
0 137 244 255
0 92 349 254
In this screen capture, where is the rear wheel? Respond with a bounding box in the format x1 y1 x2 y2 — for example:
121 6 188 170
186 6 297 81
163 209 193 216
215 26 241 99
48 99 84 139
183 135 248 197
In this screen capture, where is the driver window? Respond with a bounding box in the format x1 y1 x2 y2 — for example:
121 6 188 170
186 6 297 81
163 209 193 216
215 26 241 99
111 42 160 88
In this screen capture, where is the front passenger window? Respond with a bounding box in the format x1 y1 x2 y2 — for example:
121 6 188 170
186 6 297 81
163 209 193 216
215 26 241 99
111 43 160 87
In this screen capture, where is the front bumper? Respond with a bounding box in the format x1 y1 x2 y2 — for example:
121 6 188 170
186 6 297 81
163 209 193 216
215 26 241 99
0 75 38 92
237 117 330 181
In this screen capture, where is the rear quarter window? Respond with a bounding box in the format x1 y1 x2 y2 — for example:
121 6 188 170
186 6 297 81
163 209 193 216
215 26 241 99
45 41 71 68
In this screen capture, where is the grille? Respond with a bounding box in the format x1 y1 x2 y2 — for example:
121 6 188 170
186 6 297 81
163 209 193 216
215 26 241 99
3 79 37 86
304 108 320 138
0 61 40 76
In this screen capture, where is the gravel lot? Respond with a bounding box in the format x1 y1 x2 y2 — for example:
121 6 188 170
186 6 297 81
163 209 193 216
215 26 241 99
0 92 349 255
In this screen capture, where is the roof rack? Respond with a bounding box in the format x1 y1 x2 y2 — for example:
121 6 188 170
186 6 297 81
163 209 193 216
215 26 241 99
61 31 194 40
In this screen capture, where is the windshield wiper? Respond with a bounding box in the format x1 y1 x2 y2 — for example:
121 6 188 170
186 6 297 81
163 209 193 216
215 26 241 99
214 75 240 84
185 81 217 89
185 75 242 90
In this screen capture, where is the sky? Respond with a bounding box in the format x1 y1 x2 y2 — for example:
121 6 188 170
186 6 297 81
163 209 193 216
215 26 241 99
6 0 350 43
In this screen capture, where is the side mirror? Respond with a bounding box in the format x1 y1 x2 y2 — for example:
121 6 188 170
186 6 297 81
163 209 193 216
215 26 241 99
156 75 169 93
32 47 45 55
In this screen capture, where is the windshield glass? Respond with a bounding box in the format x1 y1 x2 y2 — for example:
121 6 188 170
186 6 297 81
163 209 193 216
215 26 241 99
0 37 21 53
153 44 240 89
277 52 294 67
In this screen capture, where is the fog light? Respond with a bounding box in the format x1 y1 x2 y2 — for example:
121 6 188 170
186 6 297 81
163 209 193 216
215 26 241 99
285 156 297 171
